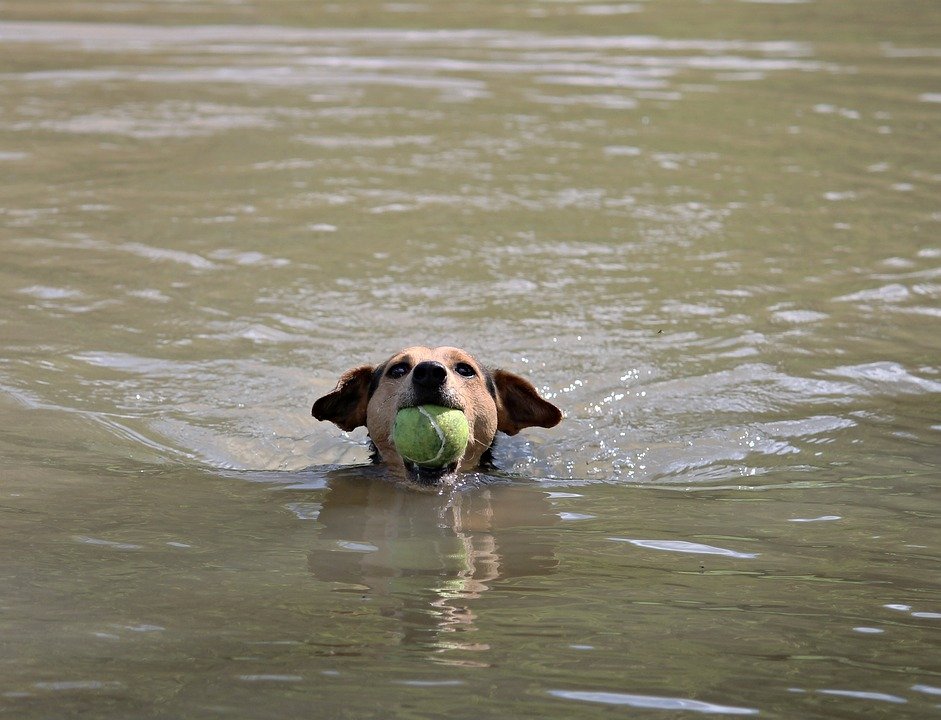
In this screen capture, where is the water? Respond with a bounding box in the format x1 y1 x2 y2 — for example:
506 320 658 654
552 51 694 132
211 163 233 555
1 1 939 717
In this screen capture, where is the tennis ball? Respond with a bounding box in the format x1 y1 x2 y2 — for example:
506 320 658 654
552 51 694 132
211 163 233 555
393 405 469 468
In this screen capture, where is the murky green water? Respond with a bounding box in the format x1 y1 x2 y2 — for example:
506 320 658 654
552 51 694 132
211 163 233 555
1 1 939 717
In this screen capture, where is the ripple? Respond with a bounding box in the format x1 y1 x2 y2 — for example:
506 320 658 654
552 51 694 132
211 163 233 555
121 624 165 633
0 21 829 130
0 22 814 58
207 248 290 267
126 288 172 303
336 541 379 553
18 285 85 301
789 515 841 523
549 690 758 714
117 242 216 269
823 362 941 394
393 680 466 687
74 535 142 551
608 538 758 558
817 689 906 704
34 681 124 691
575 4 645 15
24 103 277 139
834 283 911 303
296 134 434 149
285 502 321 521
757 416 856 438
771 309 829 323
196 323 307 344
559 512 596 521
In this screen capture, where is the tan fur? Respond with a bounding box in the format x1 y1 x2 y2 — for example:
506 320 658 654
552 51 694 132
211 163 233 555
313 346 561 479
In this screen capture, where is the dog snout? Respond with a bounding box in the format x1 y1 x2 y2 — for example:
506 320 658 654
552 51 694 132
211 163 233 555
412 360 447 389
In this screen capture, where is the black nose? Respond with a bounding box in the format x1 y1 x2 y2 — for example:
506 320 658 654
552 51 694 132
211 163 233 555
412 360 447 388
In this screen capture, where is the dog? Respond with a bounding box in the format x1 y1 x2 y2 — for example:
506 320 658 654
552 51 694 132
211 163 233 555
312 346 562 484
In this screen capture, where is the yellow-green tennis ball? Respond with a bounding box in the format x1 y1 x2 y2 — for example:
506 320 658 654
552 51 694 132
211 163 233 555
393 405 469 468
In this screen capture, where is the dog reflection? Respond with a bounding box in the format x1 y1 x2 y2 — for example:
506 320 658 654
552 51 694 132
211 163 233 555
307 475 558 656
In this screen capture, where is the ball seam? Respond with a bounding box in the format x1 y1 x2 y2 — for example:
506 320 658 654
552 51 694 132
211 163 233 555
415 405 447 466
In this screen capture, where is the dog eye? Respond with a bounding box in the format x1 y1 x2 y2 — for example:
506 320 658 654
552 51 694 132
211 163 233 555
387 362 410 379
454 362 477 378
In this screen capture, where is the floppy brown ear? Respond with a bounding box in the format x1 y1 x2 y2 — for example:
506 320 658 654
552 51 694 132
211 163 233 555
312 365 374 432
493 369 562 436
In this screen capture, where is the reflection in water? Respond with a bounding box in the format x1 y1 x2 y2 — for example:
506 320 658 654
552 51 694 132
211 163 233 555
307 475 558 657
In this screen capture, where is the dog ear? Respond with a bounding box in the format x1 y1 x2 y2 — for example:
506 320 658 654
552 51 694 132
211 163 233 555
312 365 374 431
493 369 562 436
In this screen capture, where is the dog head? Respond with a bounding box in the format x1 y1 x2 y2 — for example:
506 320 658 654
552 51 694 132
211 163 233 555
312 346 562 482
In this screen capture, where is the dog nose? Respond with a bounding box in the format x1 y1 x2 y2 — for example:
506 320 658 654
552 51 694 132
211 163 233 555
412 360 447 388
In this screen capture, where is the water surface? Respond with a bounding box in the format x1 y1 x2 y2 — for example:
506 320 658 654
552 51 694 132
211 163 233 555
1 1 939 717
